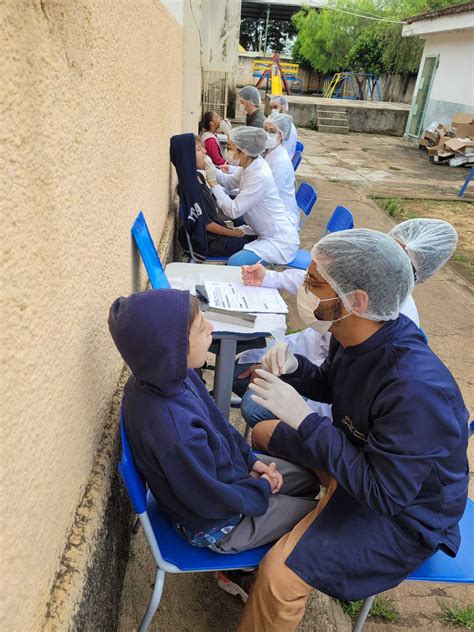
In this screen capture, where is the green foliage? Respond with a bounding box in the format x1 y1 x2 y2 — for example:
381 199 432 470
291 0 466 75
381 197 402 217
339 597 399 622
240 18 296 55
439 602 474 629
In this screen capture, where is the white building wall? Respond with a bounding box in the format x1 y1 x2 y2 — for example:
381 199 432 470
410 27 474 133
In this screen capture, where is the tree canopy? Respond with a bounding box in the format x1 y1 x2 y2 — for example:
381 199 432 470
292 0 466 75
240 18 296 55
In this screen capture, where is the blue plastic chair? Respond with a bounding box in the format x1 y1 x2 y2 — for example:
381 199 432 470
296 182 318 229
292 149 302 172
131 212 170 289
178 205 229 264
118 408 273 632
285 183 318 270
296 140 304 153
324 205 355 236
354 497 474 631
418 327 429 344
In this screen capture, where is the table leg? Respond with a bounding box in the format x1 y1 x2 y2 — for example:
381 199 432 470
213 338 237 418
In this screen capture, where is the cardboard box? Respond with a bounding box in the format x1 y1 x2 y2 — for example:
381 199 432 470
419 138 430 148
452 112 474 125
427 135 447 156
424 131 438 143
444 137 474 154
451 113 474 139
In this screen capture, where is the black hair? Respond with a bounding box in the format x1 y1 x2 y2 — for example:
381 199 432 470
198 111 216 134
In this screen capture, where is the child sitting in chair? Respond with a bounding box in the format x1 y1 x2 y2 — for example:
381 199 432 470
108 289 318 600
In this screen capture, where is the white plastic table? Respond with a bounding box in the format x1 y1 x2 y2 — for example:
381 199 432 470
165 262 287 417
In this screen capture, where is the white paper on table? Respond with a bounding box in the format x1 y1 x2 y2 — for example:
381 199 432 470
203 281 288 314
207 313 287 338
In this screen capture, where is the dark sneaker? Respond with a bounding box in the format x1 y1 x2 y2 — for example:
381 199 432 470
215 569 256 603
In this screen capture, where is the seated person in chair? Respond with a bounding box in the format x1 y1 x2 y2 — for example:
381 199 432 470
108 288 320 598
171 133 255 259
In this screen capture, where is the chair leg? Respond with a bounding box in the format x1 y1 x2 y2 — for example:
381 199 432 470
138 568 165 632
353 595 376 632
243 424 251 441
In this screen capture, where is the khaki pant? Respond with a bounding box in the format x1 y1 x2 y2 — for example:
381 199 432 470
237 420 338 632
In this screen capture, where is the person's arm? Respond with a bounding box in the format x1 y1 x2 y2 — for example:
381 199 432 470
281 343 335 403
161 432 272 519
264 269 306 293
212 168 266 220
204 138 226 166
206 222 244 238
274 379 463 517
215 166 242 191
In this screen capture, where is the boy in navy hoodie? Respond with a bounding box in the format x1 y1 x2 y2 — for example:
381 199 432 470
108 288 318 596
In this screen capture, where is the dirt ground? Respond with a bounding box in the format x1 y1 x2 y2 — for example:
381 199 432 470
372 197 474 285
117 129 473 632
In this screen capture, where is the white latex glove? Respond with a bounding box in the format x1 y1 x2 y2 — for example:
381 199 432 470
261 342 298 376
249 369 313 430
203 156 217 184
239 224 257 236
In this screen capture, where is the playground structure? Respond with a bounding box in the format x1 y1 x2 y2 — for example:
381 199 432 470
324 72 381 101
253 53 302 95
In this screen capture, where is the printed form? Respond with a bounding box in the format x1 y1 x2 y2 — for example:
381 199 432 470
203 281 288 314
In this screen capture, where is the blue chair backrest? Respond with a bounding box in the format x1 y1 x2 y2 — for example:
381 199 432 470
292 150 302 171
418 327 429 344
296 182 317 217
326 205 354 233
118 407 148 515
131 211 170 289
296 141 304 153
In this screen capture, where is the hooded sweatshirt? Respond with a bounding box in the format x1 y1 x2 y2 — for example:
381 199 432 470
108 289 271 533
171 133 208 261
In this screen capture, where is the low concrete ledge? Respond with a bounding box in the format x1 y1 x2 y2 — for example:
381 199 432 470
265 94 410 136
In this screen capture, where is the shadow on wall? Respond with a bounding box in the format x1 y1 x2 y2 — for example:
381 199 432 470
131 236 143 294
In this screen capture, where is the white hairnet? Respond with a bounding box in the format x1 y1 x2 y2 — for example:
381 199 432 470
270 95 289 112
230 126 267 157
389 219 458 284
311 229 414 321
265 112 293 141
239 86 261 107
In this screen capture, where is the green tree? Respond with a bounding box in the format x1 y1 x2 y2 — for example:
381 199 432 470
240 18 296 55
292 0 466 75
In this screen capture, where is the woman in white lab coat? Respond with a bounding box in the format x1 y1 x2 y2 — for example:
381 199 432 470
264 112 300 228
270 95 298 159
203 126 300 267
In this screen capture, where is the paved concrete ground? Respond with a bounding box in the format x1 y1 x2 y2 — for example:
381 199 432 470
117 129 473 631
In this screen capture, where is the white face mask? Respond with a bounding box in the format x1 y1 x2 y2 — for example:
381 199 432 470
296 285 351 334
265 132 279 149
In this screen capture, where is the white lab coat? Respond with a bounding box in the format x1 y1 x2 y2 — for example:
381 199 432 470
283 123 297 160
237 268 420 418
265 144 300 227
213 156 300 264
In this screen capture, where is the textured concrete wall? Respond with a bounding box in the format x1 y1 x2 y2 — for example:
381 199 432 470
1 1 184 630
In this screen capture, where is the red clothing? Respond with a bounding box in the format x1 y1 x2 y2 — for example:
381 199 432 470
203 136 226 166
